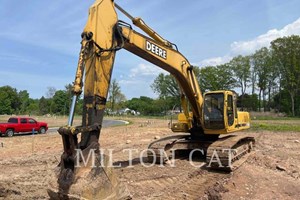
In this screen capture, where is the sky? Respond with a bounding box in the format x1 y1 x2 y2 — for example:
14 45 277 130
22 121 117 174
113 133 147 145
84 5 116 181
1 0 300 99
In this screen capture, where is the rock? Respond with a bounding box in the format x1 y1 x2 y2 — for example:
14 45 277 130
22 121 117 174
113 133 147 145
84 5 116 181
165 159 176 166
182 192 189 197
126 140 131 144
154 136 160 140
276 164 286 171
294 140 300 143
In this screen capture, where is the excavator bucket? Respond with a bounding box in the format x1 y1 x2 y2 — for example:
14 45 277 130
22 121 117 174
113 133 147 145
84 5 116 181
47 143 130 200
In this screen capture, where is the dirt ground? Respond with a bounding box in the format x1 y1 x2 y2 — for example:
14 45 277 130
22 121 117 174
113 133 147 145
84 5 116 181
0 118 300 199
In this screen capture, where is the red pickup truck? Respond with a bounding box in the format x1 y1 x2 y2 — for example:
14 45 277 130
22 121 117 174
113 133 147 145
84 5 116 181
0 117 48 137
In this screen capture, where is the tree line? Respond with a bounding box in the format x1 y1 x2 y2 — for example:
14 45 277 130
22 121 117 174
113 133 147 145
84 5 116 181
151 35 300 117
0 35 299 117
0 84 80 116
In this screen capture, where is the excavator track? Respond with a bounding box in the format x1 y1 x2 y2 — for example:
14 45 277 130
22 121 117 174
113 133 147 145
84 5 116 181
147 134 255 172
147 134 190 164
206 135 255 171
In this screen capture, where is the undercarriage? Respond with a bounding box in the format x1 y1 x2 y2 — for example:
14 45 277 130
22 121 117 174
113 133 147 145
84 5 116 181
148 134 255 171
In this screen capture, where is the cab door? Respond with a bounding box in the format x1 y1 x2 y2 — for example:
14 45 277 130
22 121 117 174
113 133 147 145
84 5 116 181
28 118 38 132
20 118 30 132
226 94 234 126
225 93 238 132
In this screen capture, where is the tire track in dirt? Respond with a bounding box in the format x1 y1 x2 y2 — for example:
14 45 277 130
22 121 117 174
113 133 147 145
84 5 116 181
107 125 232 200
114 154 230 200
0 154 58 200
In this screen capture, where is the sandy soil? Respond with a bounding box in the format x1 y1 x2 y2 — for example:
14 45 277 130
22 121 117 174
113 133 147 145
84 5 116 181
0 118 299 199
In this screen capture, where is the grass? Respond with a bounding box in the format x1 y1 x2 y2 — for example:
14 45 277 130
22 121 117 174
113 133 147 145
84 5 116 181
249 111 300 132
251 120 300 132
251 116 300 120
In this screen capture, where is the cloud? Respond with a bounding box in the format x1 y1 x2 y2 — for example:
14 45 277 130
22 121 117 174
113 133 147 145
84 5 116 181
198 55 232 67
119 79 137 85
231 17 300 55
129 63 166 78
200 17 300 66
116 63 167 99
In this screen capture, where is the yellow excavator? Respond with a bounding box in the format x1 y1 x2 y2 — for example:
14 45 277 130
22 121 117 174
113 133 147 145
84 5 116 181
48 0 255 199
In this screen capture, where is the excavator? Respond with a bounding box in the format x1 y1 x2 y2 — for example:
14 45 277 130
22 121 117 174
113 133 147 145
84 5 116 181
48 0 255 199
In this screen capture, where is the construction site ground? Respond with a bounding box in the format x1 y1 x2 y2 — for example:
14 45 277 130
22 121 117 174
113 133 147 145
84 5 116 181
0 117 300 199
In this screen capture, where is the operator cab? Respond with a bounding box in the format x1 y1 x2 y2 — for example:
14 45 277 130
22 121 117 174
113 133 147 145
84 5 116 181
203 91 240 134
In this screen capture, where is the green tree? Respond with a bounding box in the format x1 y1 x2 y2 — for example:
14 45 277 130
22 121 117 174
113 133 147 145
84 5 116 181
0 89 13 114
0 86 20 114
271 35 300 116
229 55 251 108
18 90 30 114
273 90 285 113
237 94 259 111
198 64 236 92
75 98 84 115
198 66 218 92
151 73 181 98
64 83 74 112
126 96 163 115
39 96 49 115
52 90 69 115
151 73 181 109
252 47 272 111
108 79 126 111
27 99 39 115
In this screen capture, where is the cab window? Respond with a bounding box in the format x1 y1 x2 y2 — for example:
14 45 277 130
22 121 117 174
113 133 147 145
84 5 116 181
20 118 27 124
204 93 225 129
8 118 18 123
28 119 36 124
227 95 234 126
